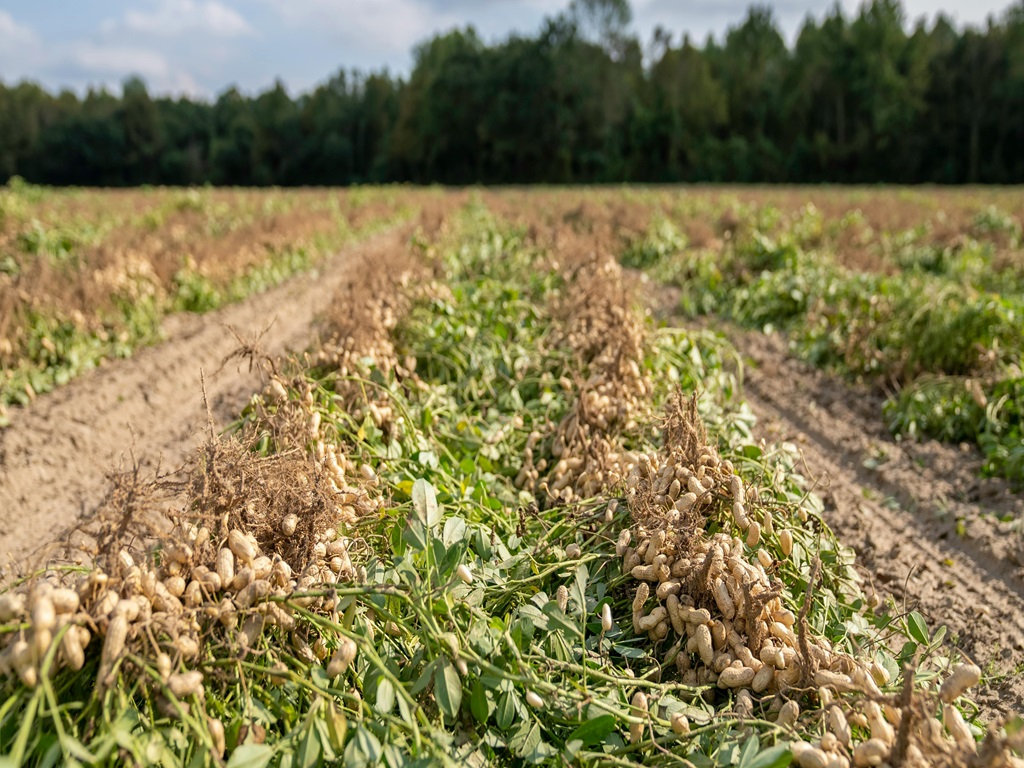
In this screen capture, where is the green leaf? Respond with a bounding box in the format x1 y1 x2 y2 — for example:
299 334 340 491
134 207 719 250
403 518 427 552
517 603 548 632
38 738 62 768
381 743 407 768
412 478 441 529
746 744 793 768
509 721 541 757
396 693 413 726
496 690 516 730
468 620 497 657
900 640 919 662
470 679 491 724
434 658 463 720
226 744 275 768
565 715 617 746
474 528 493 560
434 537 455 573
541 601 578 635
564 739 584 761
325 703 347 752
878 652 899 686
354 727 382 762
393 555 421 588
376 678 395 715
736 735 760 767
612 643 646 659
737 737 761 765
390 522 406 558
741 444 764 460
718 743 741 766
443 517 468 548
343 727 382 768
571 564 589 617
411 657 440 695
297 724 321 768
907 611 930 645
313 718 338 763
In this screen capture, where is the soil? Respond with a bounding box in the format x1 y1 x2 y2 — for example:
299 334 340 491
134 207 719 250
645 281 1024 719
0 229 410 574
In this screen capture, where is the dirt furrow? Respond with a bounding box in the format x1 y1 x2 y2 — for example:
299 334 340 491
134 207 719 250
0 229 410 572
730 328 1024 717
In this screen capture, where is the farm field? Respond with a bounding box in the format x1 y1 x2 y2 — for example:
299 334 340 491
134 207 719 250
1 186 1023 767
0 183 424 424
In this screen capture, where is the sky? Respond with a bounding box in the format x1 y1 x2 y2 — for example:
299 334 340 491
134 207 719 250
0 0 1018 99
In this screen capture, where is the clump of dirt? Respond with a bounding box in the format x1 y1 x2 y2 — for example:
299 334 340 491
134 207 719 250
185 433 344 574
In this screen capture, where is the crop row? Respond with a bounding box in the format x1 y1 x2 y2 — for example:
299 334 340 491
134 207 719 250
623 201 1024 486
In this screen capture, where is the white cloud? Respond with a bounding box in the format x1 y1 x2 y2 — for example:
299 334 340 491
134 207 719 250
104 0 253 38
66 42 171 79
270 0 450 53
0 11 43 72
0 20 203 97
631 0 1014 47
857 0 1007 28
60 43 205 95
0 10 35 45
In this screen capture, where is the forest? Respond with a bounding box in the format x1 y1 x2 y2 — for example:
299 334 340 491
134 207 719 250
1 0 1023 186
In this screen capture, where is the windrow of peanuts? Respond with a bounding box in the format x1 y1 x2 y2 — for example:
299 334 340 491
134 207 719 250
617 428 1023 768
517 257 654 502
526 253 1023 767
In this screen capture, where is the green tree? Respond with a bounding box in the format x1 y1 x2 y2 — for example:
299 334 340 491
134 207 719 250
707 6 788 180
2 0 1023 186
646 36 727 179
393 29 487 183
121 76 161 184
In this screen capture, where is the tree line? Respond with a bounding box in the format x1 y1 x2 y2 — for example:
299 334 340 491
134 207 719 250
1 0 1023 186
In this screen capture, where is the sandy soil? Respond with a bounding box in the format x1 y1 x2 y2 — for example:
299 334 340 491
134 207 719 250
0 229 409 572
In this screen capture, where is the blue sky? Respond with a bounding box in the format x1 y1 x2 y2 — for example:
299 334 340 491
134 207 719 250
0 0 1017 98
